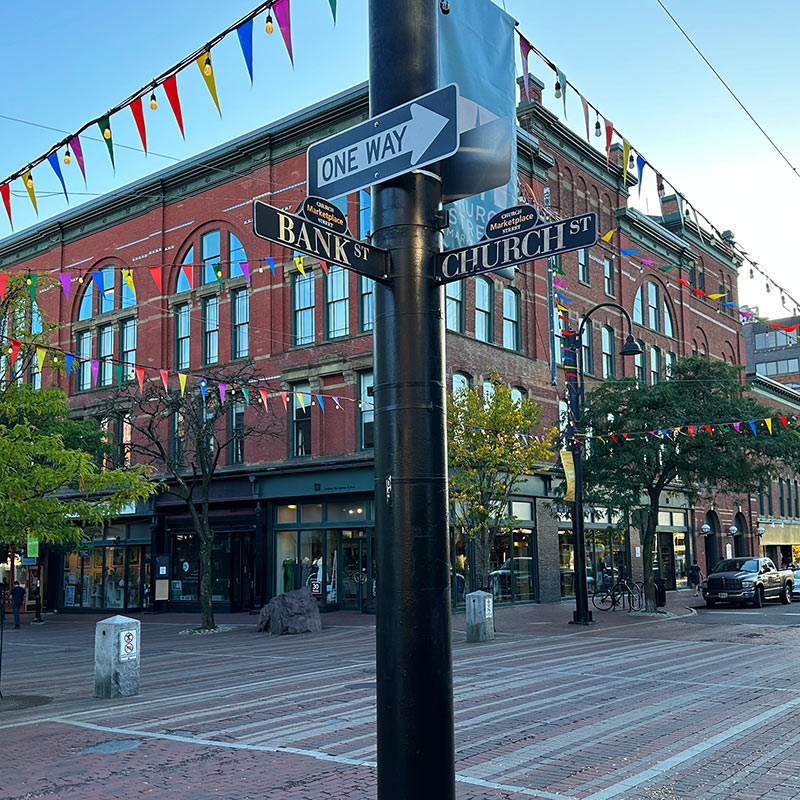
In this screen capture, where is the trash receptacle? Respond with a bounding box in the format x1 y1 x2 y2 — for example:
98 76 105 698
654 578 666 607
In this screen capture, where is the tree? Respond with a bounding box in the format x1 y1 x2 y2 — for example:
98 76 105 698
447 377 554 593
100 362 280 630
577 356 800 610
0 384 157 550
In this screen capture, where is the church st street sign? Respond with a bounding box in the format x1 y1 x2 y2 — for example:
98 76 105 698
435 211 598 283
253 200 390 282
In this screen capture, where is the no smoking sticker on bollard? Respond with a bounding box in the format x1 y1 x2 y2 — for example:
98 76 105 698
119 629 138 662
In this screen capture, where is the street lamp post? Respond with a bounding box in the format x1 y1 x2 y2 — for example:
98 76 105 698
564 303 641 625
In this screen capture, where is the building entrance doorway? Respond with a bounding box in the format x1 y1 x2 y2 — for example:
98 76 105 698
656 531 688 590
230 533 254 612
340 530 374 612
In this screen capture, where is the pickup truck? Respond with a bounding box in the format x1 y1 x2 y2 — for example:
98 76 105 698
702 557 793 608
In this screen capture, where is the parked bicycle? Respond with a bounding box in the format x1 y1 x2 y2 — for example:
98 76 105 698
592 577 644 611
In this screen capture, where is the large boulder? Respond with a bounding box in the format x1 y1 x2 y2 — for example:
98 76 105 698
257 586 322 635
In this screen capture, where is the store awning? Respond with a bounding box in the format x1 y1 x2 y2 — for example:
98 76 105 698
760 524 800 546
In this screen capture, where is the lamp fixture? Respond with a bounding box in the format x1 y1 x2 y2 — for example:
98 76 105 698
265 12 274 33
149 92 158 111
594 113 601 137
554 78 561 99
203 55 213 76
700 523 711 535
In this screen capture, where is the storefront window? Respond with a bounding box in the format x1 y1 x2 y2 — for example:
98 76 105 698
276 530 298 593
63 552 82 607
301 504 323 523
512 529 534 601
171 535 199 600
327 503 368 522
325 531 339 604
276 504 298 524
127 547 142 607
87 548 104 608
559 529 575 597
212 534 232 602
300 530 323 599
104 546 126 608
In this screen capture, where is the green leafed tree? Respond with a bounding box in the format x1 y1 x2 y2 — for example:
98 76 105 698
578 356 800 610
447 376 555 593
0 384 158 550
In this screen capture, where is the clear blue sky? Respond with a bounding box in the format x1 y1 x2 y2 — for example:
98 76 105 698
1 0 797 316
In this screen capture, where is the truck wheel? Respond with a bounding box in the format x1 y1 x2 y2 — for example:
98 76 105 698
705 599 716 608
781 583 792 605
753 586 764 608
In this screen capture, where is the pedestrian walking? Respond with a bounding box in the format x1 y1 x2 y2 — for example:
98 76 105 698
689 560 702 596
10 581 25 629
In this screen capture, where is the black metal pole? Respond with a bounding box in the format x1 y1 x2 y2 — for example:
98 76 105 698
564 335 593 625
369 2 455 799
0 589 5 698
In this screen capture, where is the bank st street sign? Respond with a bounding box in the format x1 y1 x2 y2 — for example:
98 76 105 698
307 84 460 200
252 200 390 282
435 210 598 284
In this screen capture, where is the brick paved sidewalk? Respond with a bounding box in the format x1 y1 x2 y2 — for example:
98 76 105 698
3 593 797 800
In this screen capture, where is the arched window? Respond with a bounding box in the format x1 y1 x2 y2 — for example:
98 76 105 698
78 285 94 320
510 386 526 405
453 372 472 394
229 232 247 279
482 379 495 407
663 300 675 338
100 266 115 314
647 282 660 332
176 247 193 293
633 287 644 325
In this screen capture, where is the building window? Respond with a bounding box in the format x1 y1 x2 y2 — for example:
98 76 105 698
768 483 774 516
201 229 221 285
76 330 91 390
121 271 136 309
482 380 495 406
202 296 219 365
578 249 589 284
229 400 245 464
647 282 660 332
229 232 247 279
453 372 471 394
758 491 765 516
754 358 800 377
663 301 675 338
475 278 493 343
293 270 315 346
650 346 661 384
177 247 193 293
603 258 614 296
446 281 465 333
232 288 249 358
580 319 594 375
359 189 371 239
78 285 94 320
171 411 185 466
634 340 646 383
175 303 190 370
633 287 644 325
359 276 374 333
292 382 311 457
502 288 520 350
510 386 527 405
601 326 615 378
359 371 374 449
98 324 113 386
666 351 677 378
326 265 349 339
120 319 136 380
100 266 115 314
117 415 132 466
794 481 799 518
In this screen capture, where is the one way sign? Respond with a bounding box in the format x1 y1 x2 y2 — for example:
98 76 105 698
307 84 460 200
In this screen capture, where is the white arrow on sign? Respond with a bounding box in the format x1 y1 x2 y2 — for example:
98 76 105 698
316 103 450 189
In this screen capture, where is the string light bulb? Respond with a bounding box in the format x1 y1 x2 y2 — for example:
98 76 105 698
25 175 33 189
266 13 274 34
766 282 771 293
78 275 84 284
150 92 158 111
554 78 562 100
64 148 71 166
203 55 213 77
628 152 635 169
103 127 111 140
594 113 601 137
749 267 754 279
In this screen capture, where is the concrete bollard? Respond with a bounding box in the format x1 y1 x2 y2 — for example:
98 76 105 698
466 590 495 642
94 615 140 699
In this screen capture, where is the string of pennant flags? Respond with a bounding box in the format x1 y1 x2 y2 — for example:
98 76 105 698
577 414 800 445
516 28 800 317
0 0 338 231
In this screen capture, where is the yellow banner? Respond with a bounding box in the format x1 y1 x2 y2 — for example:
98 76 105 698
560 450 576 503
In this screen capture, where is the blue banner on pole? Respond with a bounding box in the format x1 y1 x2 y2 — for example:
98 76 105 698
439 0 517 266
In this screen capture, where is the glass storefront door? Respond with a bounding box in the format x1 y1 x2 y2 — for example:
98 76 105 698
341 530 368 612
62 544 149 610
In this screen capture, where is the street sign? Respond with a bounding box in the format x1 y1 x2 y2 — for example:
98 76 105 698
435 211 598 284
307 83 460 200
299 196 350 236
253 200 390 282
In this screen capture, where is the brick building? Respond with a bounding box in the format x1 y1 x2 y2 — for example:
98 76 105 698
0 76 755 614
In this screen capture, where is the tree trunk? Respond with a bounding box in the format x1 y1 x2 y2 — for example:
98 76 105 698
198 514 216 630
641 498 660 612
473 528 492 593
